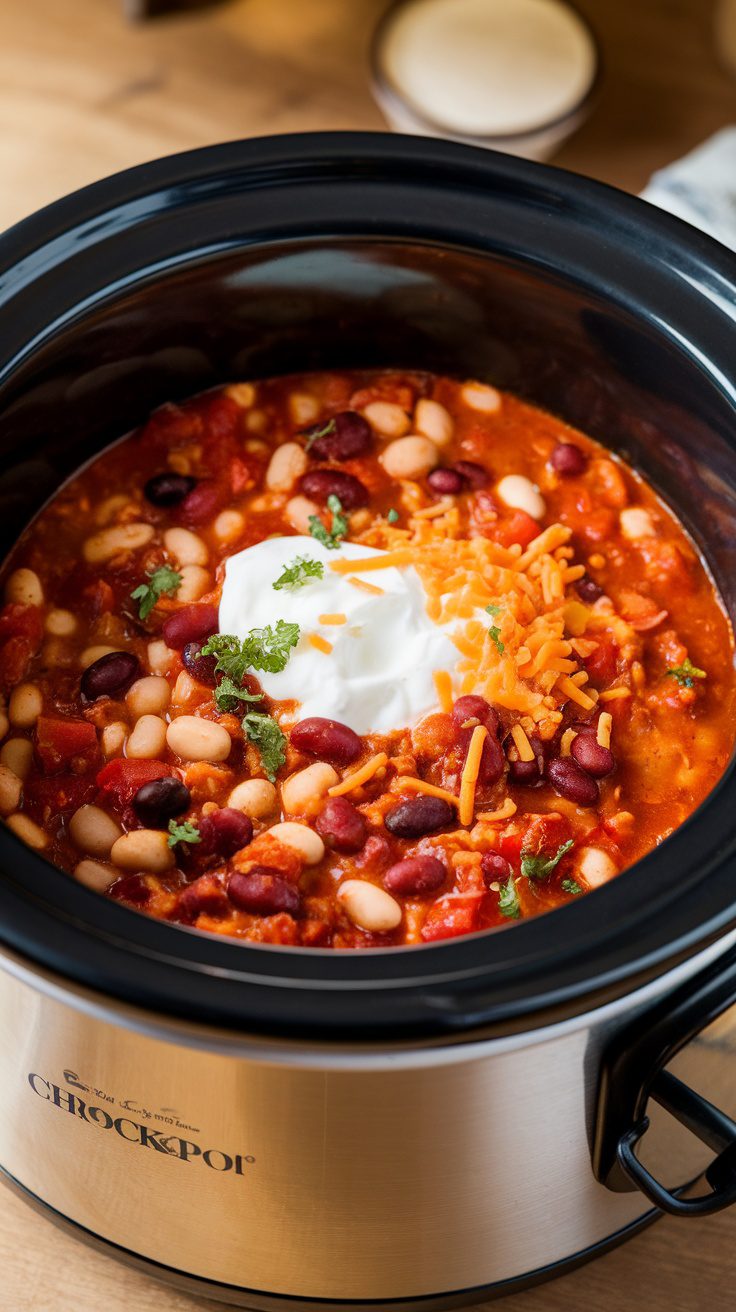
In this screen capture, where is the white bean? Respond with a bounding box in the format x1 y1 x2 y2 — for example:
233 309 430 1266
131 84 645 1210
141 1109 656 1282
101 721 127 758
281 763 338 815
286 495 320 534
0 765 22 816
214 509 245 543
225 382 255 408
147 639 177 676
5 813 48 849
227 779 278 819
1 738 33 779
8 683 42 729
126 675 171 719
83 522 154 563
5 568 43 608
362 401 411 438
176 564 212 603
288 392 320 426
496 474 546 520
461 381 501 413
111 829 174 873
337 880 402 932
166 715 232 762
620 508 656 540
172 670 198 706
94 493 131 526
74 859 118 892
414 398 454 447
69 804 122 858
127 714 168 759
163 527 208 567
268 821 324 865
577 847 617 888
266 442 308 493
45 608 77 637
380 435 439 481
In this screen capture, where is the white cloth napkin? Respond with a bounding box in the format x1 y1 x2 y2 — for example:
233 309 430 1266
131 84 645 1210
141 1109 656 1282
640 126 736 251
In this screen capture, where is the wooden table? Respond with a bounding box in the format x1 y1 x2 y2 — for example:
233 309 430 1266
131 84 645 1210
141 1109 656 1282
0 0 735 1307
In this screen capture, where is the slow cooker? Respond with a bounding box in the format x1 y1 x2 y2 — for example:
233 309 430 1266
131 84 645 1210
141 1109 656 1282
0 133 734 1308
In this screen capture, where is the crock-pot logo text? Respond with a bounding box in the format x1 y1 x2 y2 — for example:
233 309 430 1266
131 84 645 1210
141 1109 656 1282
28 1075 255 1176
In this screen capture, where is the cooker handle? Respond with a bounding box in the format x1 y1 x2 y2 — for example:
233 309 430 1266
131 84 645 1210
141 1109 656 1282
593 944 736 1216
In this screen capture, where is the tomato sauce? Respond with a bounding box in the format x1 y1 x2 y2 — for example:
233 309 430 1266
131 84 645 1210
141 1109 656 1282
0 371 733 948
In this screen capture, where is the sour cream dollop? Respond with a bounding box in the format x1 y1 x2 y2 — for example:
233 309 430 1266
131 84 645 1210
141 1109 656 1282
218 536 458 735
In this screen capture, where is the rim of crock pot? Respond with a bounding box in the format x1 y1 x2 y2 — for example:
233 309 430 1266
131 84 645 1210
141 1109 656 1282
0 132 735 1039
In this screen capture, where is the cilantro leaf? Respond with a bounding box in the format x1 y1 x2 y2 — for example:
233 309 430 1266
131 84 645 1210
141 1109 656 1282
303 418 335 452
561 877 583 895
498 876 520 919
521 839 574 882
665 657 706 689
167 819 201 849
200 622 300 682
130 565 182 621
387 508 399 524
243 711 287 782
273 555 325 592
485 603 501 617
308 493 349 550
488 625 505 654
213 675 262 715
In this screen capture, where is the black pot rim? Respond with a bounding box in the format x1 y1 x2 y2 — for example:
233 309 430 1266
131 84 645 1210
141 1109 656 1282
1 131 735 1039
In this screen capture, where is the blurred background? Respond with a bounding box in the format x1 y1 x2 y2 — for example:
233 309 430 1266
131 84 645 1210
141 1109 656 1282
1 0 735 232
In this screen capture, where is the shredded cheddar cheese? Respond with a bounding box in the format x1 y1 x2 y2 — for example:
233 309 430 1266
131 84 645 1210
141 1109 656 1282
308 633 333 655
433 670 453 714
560 728 577 757
556 675 596 710
346 576 385 596
476 798 517 823
328 753 389 797
394 776 460 808
510 723 535 762
459 724 488 826
318 613 347 625
599 686 632 702
597 712 613 749
330 550 414 573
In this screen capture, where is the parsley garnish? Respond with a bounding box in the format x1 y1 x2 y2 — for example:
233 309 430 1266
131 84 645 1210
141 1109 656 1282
273 555 325 592
387 508 399 524
485 603 501 616
243 711 287 782
200 622 300 679
130 565 182 621
561 877 583 895
666 657 706 689
521 839 574 882
304 418 336 452
485 603 504 653
213 675 262 715
308 494 348 550
167 819 201 849
498 875 520 919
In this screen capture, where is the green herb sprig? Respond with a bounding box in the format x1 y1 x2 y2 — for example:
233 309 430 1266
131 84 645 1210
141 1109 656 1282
666 657 706 689
561 878 583 896
200 622 300 680
243 711 287 782
130 565 182 621
498 876 520 919
485 603 505 654
273 556 325 592
521 839 574 882
304 419 336 452
308 494 348 550
167 819 201 849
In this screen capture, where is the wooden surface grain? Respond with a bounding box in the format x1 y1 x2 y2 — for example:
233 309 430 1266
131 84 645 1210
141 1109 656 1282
0 0 735 1307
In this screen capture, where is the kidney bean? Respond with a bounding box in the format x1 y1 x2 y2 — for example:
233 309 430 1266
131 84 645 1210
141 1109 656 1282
109 873 150 906
298 470 369 510
290 716 362 766
316 797 366 853
133 776 191 827
177 874 229 921
385 796 455 838
571 734 615 778
507 732 545 785
198 808 254 858
575 575 604 603
179 481 221 524
459 724 506 785
546 757 599 806
428 468 464 495
453 460 489 489
144 472 197 506
481 851 511 884
228 868 300 915
162 603 219 650
383 855 447 896
81 651 140 702
307 411 372 461
550 442 587 476
452 695 500 735
183 640 218 685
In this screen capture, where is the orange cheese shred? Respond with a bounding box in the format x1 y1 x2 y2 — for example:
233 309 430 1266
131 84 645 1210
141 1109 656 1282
328 753 389 797
433 670 453 714
459 724 488 826
330 550 413 574
308 634 333 655
476 798 517 823
556 675 596 710
597 712 613 748
318 613 347 625
598 686 632 702
394 776 460 808
510 723 535 762
346 576 385 596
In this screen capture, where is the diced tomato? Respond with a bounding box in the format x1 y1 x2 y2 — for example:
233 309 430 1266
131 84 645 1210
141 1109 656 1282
96 758 174 810
81 579 115 620
35 717 99 774
420 891 484 942
522 813 571 854
0 603 43 644
229 457 255 495
25 771 97 818
584 635 619 686
577 508 616 544
0 604 43 692
497 829 524 865
200 393 240 440
492 511 540 549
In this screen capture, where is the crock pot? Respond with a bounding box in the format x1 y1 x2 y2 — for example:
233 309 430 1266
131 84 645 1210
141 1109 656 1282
0 133 735 1309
